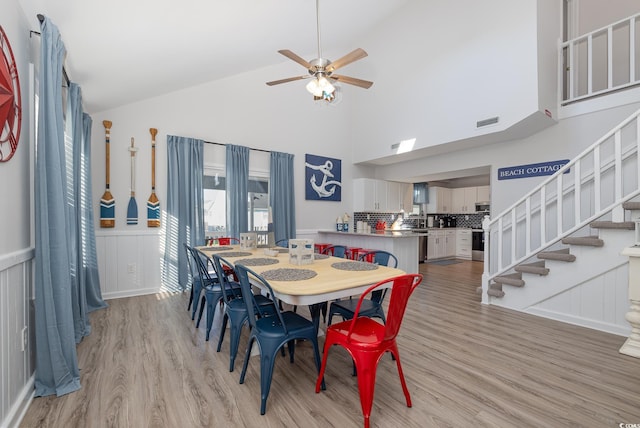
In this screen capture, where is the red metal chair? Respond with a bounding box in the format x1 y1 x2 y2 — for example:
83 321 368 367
315 273 423 428
218 237 240 245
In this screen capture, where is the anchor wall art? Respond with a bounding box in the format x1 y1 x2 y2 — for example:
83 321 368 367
305 154 342 201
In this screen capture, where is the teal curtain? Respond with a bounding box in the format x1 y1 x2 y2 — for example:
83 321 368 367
67 83 107 344
226 144 249 238
34 15 78 397
269 151 296 241
163 135 204 291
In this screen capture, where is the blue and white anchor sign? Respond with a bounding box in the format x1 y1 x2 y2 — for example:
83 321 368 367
305 154 342 201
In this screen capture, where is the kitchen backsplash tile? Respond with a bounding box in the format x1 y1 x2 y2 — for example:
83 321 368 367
353 212 489 229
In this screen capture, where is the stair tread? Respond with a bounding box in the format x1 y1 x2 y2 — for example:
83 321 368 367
487 283 505 298
515 261 550 275
537 248 576 262
589 220 635 230
561 235 604 247
622 201 640 210
493 273 525 287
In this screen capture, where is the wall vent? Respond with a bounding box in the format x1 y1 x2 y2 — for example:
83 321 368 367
477 116 499 128
390 143 400 150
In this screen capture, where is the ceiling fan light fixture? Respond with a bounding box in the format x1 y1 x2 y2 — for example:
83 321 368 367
306 75 334 97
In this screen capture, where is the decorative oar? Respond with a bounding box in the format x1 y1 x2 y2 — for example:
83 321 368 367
100 120 115 227
147 128 160 227
127 137 138 225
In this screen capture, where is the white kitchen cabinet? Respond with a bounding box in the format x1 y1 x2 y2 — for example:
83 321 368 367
353 178 387 211
451 187 477 213
427 229 456 259
456 229 472 260
426 186 452 213
444 230 456 257
354 179 412 212
476 185 490 203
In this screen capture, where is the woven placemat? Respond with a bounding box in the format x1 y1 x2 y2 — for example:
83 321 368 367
314 254 329 260
331 261 379 271
261 268 317 281
235 258 279 266
200 246 234 252
215 251 252 258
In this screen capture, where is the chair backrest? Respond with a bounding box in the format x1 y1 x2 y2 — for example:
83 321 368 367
183 243 198 285
346 274 422 342
234 264 287 332
359 250 398 268
189 247 218 289
218 237 240 245
275 239 289 248
210 254 237 303
322 245 348 258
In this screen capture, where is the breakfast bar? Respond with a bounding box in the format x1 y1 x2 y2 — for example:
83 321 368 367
317 229 427 274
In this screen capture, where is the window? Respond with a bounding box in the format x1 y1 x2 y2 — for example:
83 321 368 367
203 173 269 237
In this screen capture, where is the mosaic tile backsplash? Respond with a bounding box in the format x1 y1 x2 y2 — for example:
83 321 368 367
353 212 488 229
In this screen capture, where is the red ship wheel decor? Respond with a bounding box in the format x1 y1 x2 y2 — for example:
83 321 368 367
0 26 21 162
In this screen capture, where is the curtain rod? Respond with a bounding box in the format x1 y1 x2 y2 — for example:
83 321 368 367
33 14 70 87
204 140 271 154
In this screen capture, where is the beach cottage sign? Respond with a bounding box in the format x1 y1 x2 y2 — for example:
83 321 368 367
498 159 570 180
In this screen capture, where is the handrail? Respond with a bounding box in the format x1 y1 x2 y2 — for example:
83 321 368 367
483 108 640 290
561 12 640 105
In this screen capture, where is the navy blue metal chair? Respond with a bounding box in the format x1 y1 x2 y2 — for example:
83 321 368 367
210 254 277 372
190 247 241 341
235 263 325 415
327 250 398 326
274 239 289 248
184 243 202 319
322 245 348 258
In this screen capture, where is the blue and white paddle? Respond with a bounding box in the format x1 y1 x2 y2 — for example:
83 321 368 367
127 137 138 225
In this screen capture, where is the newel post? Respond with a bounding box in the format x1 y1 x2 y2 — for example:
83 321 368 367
619 221 640 358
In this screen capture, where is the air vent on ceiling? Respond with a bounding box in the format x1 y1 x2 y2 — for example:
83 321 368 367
477 116 499 128
391 143 400 150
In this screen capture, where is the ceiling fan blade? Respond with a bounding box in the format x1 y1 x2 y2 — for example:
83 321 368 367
278 50 312 69
266 76 308 86
326 48 368 72
331 74 373 89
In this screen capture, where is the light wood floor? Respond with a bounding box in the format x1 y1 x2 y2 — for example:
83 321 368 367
20 260 640 427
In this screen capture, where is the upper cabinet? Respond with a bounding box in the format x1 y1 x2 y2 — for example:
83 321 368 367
353 179 412 212
426 186 452 213
476 185 490 202
451 187 477 213
427 185 490 214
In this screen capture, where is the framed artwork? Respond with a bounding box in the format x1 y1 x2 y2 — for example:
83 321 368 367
305 154 342 201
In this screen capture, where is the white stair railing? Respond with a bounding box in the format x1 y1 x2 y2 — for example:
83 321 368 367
561 12 640 105
482 108 640 299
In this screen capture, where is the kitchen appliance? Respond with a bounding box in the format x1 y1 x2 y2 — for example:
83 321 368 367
442 216 457 228
413 182 428 204
475 202 490 213
472 230 484 261
418 233 427 263
427 216 434 228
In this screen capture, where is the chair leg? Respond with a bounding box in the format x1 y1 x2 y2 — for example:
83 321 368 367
195 295 206 327
353 351 383 428
315 336 334 393
239 336 255 384
188 287 193 311
228 316 247 372
258 347 279 415
216 313 229 352
390 344 412 407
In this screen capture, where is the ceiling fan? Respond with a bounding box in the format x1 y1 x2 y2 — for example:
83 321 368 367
266 0 373 100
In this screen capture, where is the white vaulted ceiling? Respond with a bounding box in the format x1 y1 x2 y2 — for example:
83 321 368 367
18 0 409 113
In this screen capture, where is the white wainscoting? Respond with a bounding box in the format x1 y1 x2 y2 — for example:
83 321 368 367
1 248 35 428
96 230 163 300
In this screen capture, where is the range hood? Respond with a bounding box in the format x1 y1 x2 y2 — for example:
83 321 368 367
413 183 428 204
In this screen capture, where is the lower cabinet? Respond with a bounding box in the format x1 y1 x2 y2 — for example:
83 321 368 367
456 229 472 260
427 230 456 259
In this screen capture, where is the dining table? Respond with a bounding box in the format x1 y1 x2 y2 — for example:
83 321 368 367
196 244 406 331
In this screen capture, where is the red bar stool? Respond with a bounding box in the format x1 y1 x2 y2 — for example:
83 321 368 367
347 247 364 260
314 243 331 254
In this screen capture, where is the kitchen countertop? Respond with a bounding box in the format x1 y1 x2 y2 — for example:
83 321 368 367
318 230 428 238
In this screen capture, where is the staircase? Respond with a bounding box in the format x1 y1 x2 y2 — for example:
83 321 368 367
480 108 640 335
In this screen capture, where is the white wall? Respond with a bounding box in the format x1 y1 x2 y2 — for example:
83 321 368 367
1 1 36 427
350 0 552 164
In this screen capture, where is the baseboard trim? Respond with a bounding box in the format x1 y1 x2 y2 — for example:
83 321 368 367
526 307 630 337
